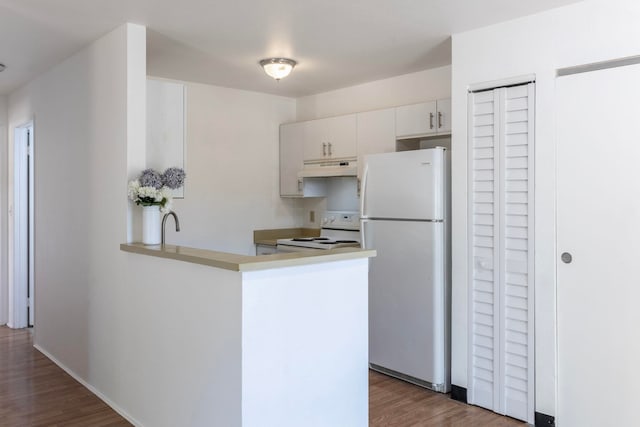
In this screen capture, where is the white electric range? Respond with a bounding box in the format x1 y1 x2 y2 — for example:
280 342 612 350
276 211 361 253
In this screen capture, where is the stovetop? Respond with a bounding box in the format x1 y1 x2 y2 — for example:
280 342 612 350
277 211 360 250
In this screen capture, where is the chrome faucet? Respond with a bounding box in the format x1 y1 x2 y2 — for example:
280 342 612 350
161 211 181 245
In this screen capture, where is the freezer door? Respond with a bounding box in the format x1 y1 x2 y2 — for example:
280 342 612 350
361 148 444 220
362 218 446 385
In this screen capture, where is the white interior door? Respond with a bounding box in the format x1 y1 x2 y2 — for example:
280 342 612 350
556 63 640 426
468 83 535 423
12 122 34 328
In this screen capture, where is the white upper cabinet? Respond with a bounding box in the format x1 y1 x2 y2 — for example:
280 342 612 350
303 120 325 160
280 123 327 198
356 108 396 179
326 114 357 159
280 122 305 197
303 114 357 161
395 101 437 138
395 99 451 139
435 98 451 134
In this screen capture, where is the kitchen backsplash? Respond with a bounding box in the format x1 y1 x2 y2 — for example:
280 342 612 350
326 177 359 211
301 176 359 227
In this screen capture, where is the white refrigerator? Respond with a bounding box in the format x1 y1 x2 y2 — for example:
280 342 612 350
360 147 450 392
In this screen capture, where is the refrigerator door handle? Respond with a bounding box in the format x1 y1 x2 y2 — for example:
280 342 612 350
360 219 368 249
360 164 369 218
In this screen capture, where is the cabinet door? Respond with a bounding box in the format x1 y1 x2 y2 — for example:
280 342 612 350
356 108 396 179
303 115 357 161
326 114 357 159
303 120 326 161
436 98 451 134
395 101 437 138
280 123 304 197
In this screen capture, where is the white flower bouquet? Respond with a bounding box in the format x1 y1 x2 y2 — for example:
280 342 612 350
128 167 185 214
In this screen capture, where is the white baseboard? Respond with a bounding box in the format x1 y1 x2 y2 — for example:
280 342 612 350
33 343 143 427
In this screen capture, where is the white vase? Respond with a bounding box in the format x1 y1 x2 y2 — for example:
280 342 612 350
142 205 162 245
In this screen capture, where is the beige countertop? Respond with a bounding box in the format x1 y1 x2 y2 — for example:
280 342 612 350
120 243 375 272
253 228 320 246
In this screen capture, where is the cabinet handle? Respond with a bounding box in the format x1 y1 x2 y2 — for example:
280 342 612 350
297 179 303 192
328 142 332 156
438 111 443 129
322 142 327 156
429 112 434 129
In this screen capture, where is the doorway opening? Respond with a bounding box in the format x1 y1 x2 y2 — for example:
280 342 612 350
12 121 34 328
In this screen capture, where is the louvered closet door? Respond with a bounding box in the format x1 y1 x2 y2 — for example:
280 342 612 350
468 83 535 424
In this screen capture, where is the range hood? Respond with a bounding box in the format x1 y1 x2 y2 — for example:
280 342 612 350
298 158 357 178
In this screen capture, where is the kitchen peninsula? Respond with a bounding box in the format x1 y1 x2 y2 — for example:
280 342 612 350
120 243 375 427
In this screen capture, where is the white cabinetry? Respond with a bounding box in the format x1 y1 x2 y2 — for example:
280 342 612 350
280 122 304 197
435 98 451 134
303 115 357 161
280 99 452 198
395 101 436 138
356 108 396 179
395 99 451 139
280 123 327 198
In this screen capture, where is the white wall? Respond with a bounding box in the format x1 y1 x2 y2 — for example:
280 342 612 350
162 81 299 255
0 96 6 325
7 22 148 423
451 0 640 416
296 65 451 121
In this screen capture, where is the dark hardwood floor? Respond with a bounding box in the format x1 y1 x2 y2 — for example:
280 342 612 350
1 326 526 426
370 371 526 426
0 327 130 426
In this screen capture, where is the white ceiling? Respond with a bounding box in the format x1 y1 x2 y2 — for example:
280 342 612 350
0 0 583 98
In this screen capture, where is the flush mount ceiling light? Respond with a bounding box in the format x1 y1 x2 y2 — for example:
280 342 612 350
259 58 297 81
0 64 5 72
